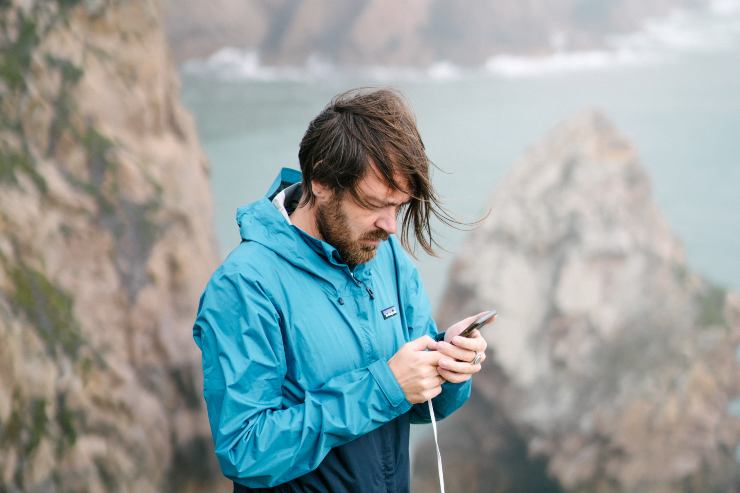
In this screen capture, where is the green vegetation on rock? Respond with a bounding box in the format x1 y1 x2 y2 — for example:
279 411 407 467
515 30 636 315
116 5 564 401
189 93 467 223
77 126 117 213
8 262 85 359
1 13 86 194
0 388 81 488
26 398 48 455
46 54 85 156
45 54 84 85
0 147 47 192
0 13 39 91
672 263 689 284
0 392 47 457
57 0 84 10
0 395 24 451
55 392 78 455
697 284 728 329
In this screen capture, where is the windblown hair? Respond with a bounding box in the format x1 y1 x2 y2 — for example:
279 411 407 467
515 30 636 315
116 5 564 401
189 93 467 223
298 88 460 256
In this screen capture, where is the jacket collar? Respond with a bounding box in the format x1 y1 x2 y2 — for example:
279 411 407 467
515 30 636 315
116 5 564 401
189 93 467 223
237 168 373 279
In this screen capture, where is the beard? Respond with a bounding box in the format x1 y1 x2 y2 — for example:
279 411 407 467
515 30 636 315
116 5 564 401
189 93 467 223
316 193 389 267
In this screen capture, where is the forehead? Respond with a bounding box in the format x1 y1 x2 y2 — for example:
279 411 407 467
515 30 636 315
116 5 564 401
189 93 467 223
357 165 411 203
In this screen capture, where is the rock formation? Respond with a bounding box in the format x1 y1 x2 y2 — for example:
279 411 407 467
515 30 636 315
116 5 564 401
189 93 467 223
413 111 740 492
0 1 227 491
165 0 709 65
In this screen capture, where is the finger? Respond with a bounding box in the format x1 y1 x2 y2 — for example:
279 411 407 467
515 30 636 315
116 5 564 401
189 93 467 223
461 311 487 325
419 350 444 366
438 368 471 384
424 385 443 400
465 331 488 352
422 376 444 391
470 310 492 320
408 335 438 351
439 357 482 374
418 365 439 378
451 334 486 351
466 311 497 326
436 341 476 362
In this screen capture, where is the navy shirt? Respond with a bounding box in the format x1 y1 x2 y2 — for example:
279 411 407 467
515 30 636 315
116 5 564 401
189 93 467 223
233 414 410 492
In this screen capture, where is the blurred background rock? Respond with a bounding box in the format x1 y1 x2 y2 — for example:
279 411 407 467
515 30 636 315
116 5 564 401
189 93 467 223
0 1 224 491
415 110 740 493
1 0 738 492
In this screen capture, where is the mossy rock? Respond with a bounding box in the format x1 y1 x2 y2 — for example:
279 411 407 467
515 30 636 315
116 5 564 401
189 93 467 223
0 147 47 192
8 262 85 359
697 284 728 329
0 13 39 92
55 392 78 455
0 391 48 457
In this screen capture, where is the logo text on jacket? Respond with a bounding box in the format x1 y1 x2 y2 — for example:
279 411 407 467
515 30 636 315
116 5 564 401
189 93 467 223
381 306 398 320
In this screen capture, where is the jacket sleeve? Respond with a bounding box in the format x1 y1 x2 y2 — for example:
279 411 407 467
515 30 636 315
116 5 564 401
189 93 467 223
193 271 412 487
392 245 472 424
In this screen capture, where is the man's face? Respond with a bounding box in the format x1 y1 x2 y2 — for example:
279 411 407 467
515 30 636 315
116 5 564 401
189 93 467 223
315 168 411 266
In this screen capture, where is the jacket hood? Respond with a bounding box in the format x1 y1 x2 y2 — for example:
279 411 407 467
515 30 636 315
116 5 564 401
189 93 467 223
235 168 371 279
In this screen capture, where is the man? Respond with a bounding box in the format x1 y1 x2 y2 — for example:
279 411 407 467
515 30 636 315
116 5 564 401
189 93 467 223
193 88 491 492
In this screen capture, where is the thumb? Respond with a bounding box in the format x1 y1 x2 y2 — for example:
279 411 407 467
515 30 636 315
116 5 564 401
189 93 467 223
407 335 438 351
466 311 489 323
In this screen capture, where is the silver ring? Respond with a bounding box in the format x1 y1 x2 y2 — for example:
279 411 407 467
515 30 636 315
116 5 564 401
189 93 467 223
471 352 483 366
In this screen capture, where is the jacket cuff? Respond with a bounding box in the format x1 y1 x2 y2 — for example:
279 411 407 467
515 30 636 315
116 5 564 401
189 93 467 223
434 331 446 342
441 378 472 395
368 359 412 411
432 379 472 419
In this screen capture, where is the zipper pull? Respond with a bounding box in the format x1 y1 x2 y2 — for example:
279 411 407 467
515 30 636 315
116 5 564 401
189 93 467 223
366 286 375 300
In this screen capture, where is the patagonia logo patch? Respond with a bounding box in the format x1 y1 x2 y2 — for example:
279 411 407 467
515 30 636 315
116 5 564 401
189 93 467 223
381 306 398 320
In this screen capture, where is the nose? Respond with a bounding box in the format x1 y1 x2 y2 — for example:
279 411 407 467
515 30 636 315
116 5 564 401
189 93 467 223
375 210 397 235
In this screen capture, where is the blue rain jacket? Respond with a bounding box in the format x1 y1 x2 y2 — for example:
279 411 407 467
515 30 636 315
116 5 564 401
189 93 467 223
193 168 471 491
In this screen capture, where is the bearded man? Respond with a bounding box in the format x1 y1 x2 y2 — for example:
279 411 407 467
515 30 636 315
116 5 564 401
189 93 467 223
193 88 491 492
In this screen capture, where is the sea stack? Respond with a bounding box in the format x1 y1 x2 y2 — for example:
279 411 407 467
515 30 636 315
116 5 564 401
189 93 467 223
414 110 740 493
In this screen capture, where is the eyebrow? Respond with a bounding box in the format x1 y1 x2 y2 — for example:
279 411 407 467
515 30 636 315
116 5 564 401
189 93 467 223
367 198 411 207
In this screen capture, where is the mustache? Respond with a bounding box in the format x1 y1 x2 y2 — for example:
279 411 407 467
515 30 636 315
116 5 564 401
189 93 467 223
362 229 390 242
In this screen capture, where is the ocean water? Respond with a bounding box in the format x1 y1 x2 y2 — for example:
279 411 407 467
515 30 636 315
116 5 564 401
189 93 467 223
180 47 740 309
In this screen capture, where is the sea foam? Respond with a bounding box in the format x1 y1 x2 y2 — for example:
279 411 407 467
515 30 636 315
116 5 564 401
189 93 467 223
182 4 740 81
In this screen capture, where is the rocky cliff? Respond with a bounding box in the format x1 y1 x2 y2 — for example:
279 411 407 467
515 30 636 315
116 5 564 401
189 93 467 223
0 1 226 491
165 0 708 65
413 111 740 492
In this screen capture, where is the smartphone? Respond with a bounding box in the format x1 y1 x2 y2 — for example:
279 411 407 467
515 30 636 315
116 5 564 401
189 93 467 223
458 309 497 338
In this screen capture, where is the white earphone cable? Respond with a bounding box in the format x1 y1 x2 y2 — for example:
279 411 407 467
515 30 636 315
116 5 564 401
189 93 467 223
427 399 445 493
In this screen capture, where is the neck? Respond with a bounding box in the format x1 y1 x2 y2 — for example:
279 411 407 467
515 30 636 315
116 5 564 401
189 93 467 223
290 201 323 240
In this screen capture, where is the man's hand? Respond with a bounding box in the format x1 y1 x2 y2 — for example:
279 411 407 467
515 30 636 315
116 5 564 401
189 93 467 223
388 336 445 404
436 312 493 384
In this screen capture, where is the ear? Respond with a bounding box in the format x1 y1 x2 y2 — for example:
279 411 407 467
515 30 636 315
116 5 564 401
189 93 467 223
311 180 332 202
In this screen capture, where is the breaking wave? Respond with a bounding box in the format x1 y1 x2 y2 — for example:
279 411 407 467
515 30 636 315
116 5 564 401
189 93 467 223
182 2 740 81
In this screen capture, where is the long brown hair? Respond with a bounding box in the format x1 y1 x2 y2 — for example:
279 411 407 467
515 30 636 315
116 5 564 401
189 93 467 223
298 88 463 256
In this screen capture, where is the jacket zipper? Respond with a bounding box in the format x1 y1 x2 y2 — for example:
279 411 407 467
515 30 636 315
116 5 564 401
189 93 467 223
349 271 375 300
